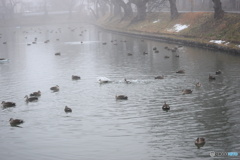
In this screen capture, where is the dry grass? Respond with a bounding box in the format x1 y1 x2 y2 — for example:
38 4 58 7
97 12 240 49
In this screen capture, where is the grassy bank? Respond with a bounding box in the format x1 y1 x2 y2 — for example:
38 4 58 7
97 12 240 54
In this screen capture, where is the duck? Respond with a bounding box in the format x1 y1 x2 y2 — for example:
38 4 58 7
154 50 159 53
216 70 222 75
44 40 49 43
209 74 216 80
171 48 177 52
102 42 107 45
124 78 131 84
195 82 202 87
55 52 61 56
127 53 133 56
24 95 38 103
164 55 170 58
155 75 164 79
162 102 170 111
182 89 193 95
1 101 16 108
99 79 110 84
9 118 24 126
153 47 157 50
72 75 81 80
195 137 205 148
176 70 185 74
0 58 9 62
30 91 41 97
50 85 59 92
116 95 128 100
143 51 148 55
64 106 72 113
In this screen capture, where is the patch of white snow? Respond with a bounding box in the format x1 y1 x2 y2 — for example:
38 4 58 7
167 24 190 32
153 19 160 23
209 40 226 44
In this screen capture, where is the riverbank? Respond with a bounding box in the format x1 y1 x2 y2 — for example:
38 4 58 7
97 12 240 54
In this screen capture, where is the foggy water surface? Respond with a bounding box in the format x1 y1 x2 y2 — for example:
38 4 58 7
0 24 240 160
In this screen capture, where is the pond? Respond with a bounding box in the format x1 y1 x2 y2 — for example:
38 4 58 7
0 24 240 160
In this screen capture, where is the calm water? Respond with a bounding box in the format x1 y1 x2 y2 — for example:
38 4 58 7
0 24 240 160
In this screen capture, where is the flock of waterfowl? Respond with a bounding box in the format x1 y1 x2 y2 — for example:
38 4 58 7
0 25 223 149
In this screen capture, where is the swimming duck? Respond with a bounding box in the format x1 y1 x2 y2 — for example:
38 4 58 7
50 85 59 92
164 55 170 58
102 42 107 45
155 75 164 79
0 58 9 62
195 137 205 148
116 95 128 100
127 53 133 56
1 101 16 108
143 51 148 55
99 79 111 84
124 78 131 84
30 91 41 97
72 75 81 80
182 89 193 95
9 118 24 126
55 52 61 56
176 70 185 74
209 74 216 80
64 106 72 113
171 48 177 52
154 50 159 53
216 70 222 75
24 95 38 103
153 47 157 50
164 46 169 50
195 82 201 87
162 102 170 111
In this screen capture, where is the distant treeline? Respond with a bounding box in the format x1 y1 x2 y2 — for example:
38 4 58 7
176 0 240 12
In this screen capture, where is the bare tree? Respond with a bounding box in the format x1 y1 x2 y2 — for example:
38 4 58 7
0 0 20 17
169 0 178 19
129 0 150 22
212 0 224 19
147 0 168 12
115 0 133 20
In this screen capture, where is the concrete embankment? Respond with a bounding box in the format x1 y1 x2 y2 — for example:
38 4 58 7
96 12 240 54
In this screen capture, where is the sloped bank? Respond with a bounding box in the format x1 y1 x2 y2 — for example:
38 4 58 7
97 12 240 54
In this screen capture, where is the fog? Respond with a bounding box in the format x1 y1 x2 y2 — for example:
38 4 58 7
0 0 239 23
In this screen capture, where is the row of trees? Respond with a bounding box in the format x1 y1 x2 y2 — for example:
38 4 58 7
0 0 226 20
89 0 225 21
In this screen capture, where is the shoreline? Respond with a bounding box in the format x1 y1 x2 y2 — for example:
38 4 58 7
96 24 240 55
96 12 240 55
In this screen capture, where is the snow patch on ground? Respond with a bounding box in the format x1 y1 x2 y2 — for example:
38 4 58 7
224 42 230 45
237 45 240 48
209 40 232 46
153 19 160 23
209 40 226 44
167 24 190 32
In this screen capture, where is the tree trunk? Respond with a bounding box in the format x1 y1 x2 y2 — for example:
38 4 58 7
116 0 133 20
129 0 149 22
212 0 224 19
112 0 122 17
169 0 178 19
